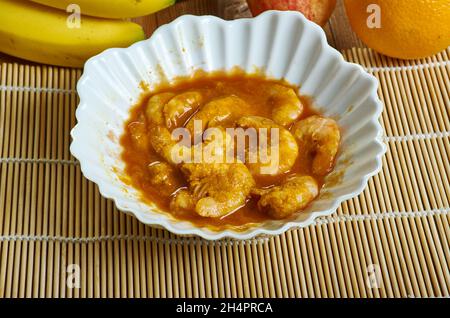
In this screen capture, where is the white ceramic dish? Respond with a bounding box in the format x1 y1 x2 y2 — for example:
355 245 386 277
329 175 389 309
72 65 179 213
70 11 386 240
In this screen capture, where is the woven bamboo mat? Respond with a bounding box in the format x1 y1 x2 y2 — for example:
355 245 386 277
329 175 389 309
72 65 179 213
0 47 449 298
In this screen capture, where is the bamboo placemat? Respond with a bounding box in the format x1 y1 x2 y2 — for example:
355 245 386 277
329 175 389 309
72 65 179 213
0 47 449 298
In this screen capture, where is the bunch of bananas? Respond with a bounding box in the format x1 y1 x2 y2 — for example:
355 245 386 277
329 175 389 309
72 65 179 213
0 0 175 68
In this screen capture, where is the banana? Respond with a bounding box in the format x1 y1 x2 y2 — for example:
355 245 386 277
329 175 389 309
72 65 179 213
28 0 176 19
0 0 145 68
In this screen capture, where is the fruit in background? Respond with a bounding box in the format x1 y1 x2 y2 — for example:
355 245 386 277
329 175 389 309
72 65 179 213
0 0 145 68
246 0 336 26
344 0 450 60
28 0 176 19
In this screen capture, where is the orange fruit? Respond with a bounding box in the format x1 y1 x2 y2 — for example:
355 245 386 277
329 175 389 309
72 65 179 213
344 0 450 59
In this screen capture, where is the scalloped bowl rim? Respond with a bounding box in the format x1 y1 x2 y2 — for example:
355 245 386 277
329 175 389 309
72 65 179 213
70 11 386 240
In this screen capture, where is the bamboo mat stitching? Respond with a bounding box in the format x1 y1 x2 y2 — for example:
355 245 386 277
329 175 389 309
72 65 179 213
0 158 78 165
383 132 450 142
363 60 450 72
0 234 269 246
0 85 74 94
0 208 448 245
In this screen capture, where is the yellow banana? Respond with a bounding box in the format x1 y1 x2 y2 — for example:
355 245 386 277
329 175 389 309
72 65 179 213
0 0 145 68
28 0 176 19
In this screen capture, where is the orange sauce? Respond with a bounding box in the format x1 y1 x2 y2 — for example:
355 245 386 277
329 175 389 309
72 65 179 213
120 70 326 230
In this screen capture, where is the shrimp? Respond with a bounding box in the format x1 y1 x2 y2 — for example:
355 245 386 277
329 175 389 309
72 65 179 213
253 176 319 219
267 84 304 127
292 115 340 176
148 126 177 164
170 128 255 218
145 92 175 126
147 161 183 196
148 125 191 165
176 161 255 218
185 96 248 135
163 91 203 129
170 189 195 213
145 92 203 164
235 116 299 176
145 91 203 129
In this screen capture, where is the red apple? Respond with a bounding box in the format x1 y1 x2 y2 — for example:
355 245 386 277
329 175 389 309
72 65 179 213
247 0 337 26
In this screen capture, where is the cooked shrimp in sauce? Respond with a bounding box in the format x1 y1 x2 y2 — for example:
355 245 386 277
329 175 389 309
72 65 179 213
120 70 341 229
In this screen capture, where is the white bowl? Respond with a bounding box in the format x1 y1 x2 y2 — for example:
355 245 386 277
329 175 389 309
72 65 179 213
70 11 386 240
